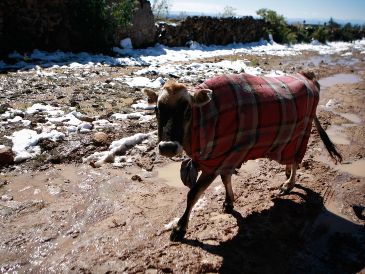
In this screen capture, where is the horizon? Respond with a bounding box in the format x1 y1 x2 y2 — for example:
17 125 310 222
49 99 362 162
167 11 365 26
157 0 365 25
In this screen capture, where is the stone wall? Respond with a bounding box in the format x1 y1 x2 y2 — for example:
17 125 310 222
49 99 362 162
0 1 266 57
117 0 156 48
0 0 155 57
156 16 266 47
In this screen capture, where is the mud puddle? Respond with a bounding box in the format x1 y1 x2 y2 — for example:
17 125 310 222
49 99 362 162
316 154 365 178
337 159 365 178
156 162 184 188
319 73 361 87
326 125 351 145
156 159 261 188
325 111 362 145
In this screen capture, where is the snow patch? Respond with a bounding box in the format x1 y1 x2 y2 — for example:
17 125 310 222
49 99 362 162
8 129 65 163
83 132 156 167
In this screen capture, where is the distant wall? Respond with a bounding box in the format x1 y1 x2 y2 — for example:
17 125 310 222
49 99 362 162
156 16 266 47
0 1 266 57
0 0 156 57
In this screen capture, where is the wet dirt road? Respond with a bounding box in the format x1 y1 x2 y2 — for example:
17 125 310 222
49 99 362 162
1 52 365 273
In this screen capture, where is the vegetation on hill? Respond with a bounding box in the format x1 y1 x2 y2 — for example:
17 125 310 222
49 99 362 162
256 8 364 44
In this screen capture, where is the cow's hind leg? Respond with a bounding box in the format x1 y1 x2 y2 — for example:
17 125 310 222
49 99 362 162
280 163 297 195
221 174 234 213
170 172 217 241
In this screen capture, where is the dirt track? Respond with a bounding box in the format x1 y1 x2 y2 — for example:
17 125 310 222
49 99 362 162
1 51 365 273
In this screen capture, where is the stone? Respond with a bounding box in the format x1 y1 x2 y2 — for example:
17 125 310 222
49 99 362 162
93 132 109 146
1 194 13 201
0 146 14 166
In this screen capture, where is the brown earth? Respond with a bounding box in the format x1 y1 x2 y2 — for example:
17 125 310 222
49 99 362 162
1 51 365 273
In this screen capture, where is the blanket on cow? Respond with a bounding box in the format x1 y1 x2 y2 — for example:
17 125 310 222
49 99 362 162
190 73 320 175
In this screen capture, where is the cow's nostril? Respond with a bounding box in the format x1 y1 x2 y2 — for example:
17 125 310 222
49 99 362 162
158 141 180 157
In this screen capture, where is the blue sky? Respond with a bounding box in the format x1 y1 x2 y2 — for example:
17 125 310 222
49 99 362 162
168 0 365 23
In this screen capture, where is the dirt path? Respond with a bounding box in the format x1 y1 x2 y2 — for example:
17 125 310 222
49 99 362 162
1 52 365 273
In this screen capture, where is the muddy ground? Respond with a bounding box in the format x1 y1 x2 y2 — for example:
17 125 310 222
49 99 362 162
1 51 365 273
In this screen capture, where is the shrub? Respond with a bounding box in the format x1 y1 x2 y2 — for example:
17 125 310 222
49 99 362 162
256 8 297 44
68 0 138 52
312 26 329 43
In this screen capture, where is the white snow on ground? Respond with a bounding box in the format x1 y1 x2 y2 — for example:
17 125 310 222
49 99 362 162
112 111 155 123
1 103 156 163
7 129 65 163
2 39 365 72
131 100 156 110
2 39 364 89
83 132 156 167
134 60 262 81
115 76 165 88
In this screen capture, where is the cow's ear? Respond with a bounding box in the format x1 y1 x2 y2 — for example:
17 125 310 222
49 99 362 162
192 89 212 107
143 88 158 104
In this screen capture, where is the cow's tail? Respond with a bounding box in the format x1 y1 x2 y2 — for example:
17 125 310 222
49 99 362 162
314 115 342 163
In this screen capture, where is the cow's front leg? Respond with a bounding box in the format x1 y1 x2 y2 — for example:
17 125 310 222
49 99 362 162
280 163 298 195
170 172 217 241
285 164 291 179
221 174 234 213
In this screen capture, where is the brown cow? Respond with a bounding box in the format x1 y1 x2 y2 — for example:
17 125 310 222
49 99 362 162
145 72 341 241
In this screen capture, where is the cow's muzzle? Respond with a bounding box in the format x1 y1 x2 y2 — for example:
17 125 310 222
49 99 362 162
158 141 183 157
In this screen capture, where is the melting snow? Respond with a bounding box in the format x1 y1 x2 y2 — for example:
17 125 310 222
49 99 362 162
83 132 156 167
2 39 365 72
8 129 65 163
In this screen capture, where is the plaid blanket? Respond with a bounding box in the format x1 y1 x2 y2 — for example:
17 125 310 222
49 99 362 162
190 73 319 175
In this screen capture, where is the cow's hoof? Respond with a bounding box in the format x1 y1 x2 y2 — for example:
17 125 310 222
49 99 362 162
170 226 186 242
223 202 234 214
279 184 294 196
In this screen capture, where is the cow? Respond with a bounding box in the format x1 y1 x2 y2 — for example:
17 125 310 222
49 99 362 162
145 72 342 241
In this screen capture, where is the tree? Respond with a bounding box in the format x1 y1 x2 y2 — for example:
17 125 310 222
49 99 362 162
151 0 170 19
312 26 329 43
219 6 237 18
256 8 297 44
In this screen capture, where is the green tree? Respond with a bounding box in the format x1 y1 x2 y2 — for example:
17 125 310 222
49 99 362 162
256 8 297 44
312 26 329 43
68 0 138 51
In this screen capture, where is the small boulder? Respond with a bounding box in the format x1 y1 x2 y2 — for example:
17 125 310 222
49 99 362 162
93 132 109 146
0 146 14 166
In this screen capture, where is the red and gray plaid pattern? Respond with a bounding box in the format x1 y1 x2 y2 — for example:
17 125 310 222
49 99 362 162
191 73 319 175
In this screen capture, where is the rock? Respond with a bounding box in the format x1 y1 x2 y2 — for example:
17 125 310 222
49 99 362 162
0 103 10 114
131 174 142 182
38 139 58 151
0 146 14 166
1 194 13 201
93 132 109 146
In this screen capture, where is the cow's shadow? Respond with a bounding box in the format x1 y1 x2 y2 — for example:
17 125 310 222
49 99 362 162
182 185 365 274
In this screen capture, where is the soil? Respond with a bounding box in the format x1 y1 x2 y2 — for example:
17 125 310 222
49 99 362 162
1 50 365 273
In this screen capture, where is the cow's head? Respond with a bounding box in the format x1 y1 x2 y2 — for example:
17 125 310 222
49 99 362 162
145 80 212 157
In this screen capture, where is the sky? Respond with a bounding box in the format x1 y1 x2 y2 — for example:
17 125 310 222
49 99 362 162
167 0 365 23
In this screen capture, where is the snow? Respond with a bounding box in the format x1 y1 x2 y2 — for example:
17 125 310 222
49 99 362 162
83 132 155 167
8 129 65 163
120 38 133 49
111 111 155 123
26 103 63 116
116 76 164 88
132 100 156 110
2 39 365 71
